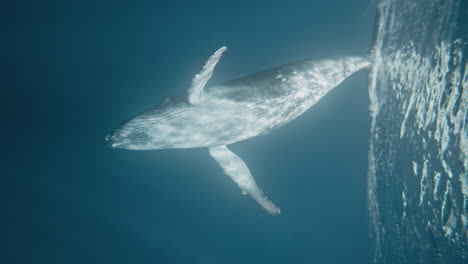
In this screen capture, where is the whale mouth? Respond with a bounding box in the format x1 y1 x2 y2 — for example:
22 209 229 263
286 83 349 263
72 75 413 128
105 133 119 148
105 131 124 148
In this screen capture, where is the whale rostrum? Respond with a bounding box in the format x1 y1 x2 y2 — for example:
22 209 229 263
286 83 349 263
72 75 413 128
107 47 371 215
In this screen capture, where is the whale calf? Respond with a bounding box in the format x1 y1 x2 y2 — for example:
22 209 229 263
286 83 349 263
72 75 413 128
107 47 370 215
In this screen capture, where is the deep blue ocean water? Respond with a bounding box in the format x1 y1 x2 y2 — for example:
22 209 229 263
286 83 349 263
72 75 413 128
6 0 466 263
6 1 374 263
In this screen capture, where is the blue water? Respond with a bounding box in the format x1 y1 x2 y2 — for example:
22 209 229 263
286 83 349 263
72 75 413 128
369 0 467 263
6 1 374 263
6 0 466 263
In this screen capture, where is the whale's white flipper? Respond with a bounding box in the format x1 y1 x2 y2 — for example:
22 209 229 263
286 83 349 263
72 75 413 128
188 46 227 105
208 145 280 215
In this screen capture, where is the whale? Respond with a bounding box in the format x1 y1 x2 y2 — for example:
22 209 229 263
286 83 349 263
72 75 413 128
106 47 370 215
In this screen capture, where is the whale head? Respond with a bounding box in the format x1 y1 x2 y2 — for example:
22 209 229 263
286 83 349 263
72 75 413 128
106 96 190 150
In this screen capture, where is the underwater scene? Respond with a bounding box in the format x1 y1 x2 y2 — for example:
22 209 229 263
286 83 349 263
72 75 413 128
6 0 466 263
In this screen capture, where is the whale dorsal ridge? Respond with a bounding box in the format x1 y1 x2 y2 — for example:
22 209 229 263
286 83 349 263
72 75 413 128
188 46 227 105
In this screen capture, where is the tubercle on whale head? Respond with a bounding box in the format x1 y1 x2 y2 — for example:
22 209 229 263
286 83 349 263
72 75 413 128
105 130 128 149
104 134 112 146
105 134 127 149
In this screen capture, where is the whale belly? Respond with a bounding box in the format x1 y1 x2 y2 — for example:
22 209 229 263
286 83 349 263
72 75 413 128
168 90 315 148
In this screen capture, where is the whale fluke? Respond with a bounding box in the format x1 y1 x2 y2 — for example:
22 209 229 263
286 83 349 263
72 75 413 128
208 145 280 215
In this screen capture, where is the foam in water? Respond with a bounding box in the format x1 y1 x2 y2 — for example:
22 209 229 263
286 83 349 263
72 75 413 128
368 0 467 262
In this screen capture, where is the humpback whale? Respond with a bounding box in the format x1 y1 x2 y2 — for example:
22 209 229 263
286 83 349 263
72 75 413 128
106 47 370 215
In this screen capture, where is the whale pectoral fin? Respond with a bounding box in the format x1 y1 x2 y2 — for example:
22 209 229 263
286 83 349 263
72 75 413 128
188 46 227 105
208 145 280 215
